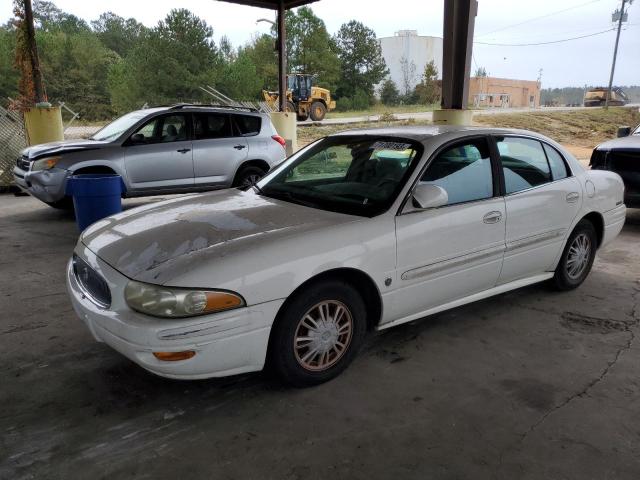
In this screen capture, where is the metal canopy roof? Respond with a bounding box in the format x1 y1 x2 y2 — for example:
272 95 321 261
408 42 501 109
217 0 318 10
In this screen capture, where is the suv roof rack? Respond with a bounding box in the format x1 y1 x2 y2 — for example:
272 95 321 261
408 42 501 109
168 103 259 113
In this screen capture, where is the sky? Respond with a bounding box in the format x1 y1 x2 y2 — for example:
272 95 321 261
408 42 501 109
1 0 638 88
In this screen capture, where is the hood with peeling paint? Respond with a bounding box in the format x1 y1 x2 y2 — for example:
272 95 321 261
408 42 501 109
81 189 358 282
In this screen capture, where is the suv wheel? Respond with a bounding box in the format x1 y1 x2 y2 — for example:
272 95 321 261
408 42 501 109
269 280 367 387
233 165 266 189
552 219 597 290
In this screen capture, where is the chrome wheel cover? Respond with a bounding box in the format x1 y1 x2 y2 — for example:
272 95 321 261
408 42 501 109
566 233 591 280
293 300 353 372
241 174 262 188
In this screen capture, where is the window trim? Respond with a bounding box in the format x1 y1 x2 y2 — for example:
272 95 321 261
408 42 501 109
398 134 501 215
491 134 574 197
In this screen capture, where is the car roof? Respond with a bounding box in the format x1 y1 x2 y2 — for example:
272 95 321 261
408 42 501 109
129 105 264 117
331 125 552 142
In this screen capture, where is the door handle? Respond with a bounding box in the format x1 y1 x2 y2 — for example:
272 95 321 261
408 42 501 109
483 211 502 224
566 192 580 203
234 144 246 150
176 148 191 154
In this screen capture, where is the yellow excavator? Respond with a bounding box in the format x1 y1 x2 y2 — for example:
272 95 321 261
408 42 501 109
262 74 336 121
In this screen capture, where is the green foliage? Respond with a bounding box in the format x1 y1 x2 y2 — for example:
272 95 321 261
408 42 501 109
216 49 262 100
474 66 487 77
334 20 387 99
241 34 278 91
0 27 19 102
38 30 118 118
34 1 90 34
91 12 146 57
283 7 340 91
379 78 400 106
413 60 440 105
109 9 220 113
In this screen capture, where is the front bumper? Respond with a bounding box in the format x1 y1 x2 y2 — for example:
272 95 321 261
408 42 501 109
66 244 284 379
13 166 69 203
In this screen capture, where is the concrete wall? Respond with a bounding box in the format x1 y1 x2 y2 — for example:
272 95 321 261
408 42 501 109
378 30 443 95
468 76 541 108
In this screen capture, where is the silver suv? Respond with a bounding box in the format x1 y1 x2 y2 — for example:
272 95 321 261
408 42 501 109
13 104 287 208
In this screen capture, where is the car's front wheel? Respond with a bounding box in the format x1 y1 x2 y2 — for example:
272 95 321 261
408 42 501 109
269 280 367 387
552 219 597 290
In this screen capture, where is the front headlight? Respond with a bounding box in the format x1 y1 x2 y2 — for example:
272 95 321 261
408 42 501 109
31 156 61 171
124 280 245 318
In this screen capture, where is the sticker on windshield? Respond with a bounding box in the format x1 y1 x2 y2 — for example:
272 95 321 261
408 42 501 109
372 141 412 151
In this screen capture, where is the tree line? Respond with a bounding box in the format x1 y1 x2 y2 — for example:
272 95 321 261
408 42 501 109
1 1 393 119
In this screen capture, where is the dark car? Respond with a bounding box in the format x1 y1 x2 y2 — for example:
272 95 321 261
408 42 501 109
590 124 640 208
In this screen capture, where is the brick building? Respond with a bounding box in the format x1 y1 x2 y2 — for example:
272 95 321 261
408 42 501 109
468 76 541 108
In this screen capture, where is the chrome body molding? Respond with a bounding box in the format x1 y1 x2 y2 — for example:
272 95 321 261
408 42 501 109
505 228 567 253
401 244 506 281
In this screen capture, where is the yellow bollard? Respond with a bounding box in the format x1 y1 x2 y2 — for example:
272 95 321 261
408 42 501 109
270 112 297 156
432 109 474 126
23 105 64 146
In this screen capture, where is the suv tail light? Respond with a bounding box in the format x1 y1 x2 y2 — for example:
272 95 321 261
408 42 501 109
272 135 286 148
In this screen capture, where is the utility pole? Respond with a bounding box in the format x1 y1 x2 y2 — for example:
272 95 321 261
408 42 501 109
605 0 630 109
22 0 46 104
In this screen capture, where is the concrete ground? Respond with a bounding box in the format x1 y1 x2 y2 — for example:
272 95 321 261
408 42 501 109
1 194 639 480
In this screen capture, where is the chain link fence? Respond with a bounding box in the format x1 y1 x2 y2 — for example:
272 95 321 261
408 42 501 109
0 106 26 188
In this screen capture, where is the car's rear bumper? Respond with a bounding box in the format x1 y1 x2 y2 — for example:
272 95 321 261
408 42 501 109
13 166 69 203
601 203 626 248
66 245 284 380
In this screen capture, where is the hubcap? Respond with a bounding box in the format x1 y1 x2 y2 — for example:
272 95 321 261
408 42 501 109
293 300 353 372
241 174 261 188
566 233 591 279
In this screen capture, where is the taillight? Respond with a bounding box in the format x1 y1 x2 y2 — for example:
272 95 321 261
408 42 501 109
272 135 286 148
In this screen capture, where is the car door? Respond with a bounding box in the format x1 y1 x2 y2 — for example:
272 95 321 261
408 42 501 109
496 135 582 284
389 136 506 323
123 113 194 191
192 112 248 187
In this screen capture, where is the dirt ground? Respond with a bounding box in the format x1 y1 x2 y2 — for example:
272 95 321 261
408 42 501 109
1 194 639 480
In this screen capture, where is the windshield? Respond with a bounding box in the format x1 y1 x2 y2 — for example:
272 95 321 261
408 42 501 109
90 111 149 141
257 136 422 217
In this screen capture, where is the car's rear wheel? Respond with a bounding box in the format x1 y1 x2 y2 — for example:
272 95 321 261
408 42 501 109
269 280 367 387
552 219 597 290
233 165 266 190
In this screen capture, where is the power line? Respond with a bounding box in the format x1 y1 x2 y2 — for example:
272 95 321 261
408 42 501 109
475 0 604 37
474 27 616 46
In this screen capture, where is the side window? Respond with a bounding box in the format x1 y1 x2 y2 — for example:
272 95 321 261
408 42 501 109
159 115 187 143
497 137 551 194
234 115 262 136
421 138 493 205
543 143 569 180
129 115 187 144
194 113 231 140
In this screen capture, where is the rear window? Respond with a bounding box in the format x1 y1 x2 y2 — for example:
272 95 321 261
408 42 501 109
234 115 262 136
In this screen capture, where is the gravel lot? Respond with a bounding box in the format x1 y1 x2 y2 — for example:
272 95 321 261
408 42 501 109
1 195 639 480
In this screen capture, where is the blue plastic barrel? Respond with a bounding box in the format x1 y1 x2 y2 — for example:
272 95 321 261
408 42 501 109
65 174 124 231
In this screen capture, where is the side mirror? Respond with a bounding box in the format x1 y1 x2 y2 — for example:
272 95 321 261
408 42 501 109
617 126 631 138
411 183 448 210
129 133 146 145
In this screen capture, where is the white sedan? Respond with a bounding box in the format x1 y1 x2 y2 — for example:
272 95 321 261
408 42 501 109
67 126 626 386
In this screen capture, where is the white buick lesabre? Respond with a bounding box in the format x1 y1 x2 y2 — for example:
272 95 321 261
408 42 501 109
67 126 626 386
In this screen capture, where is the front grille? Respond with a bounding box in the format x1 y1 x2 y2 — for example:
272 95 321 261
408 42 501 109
16 156 31 171
72 254 111 308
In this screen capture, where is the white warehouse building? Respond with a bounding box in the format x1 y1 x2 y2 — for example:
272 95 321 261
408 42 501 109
378 30 443 94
